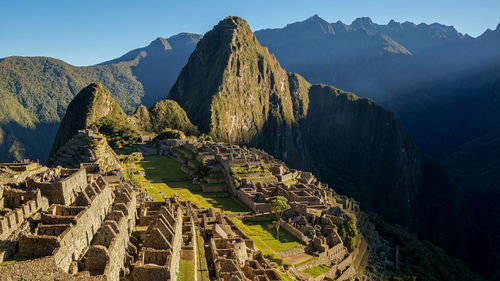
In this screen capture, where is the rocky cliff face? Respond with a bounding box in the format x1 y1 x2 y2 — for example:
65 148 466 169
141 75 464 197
166 16 477 261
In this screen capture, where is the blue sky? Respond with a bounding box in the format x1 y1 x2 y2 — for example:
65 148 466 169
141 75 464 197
1 0 499 66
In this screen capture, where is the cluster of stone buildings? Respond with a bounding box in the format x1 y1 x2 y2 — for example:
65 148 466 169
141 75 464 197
191 204 282 280
0 157 287 281
142 138 377 280
1 135 381 280
0 160 138 280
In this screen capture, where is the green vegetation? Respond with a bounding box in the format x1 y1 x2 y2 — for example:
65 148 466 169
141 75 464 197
137 155 187 179
49 82 142 158
372 215 484 281
230 218 303 257
0 56 145 162
266 196 290 240
168 17 296 143
296 256 317 267
231 165 269 175
195 230 209 281
178 250 195 281
335 218 357 252
139 99 198 135
127 155 247 213
303 264 331 277
93 102 141 148
277 272 294 281
154 128 186 140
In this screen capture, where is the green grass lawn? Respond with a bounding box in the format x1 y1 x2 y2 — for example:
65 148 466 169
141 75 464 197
178 251 195 281
230 218 304 257
128 155 247 213
196 230 210 281
303 264 331 277
114 144 140 155
138 155 187 179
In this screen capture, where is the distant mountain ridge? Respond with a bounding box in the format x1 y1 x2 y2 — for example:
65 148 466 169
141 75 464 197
2 16 496 164
99 32 202 106
255 15 500 278
0 33 200 163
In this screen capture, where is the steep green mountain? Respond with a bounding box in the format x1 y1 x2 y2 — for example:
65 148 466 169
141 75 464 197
131 99 198 135
0 33 200 163
0 56 143 162
49 82 141 160
169 17 297 144
50 82 197 163
167 16 478 270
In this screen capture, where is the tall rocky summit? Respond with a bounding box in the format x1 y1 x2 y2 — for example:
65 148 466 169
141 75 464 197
168 16 477 260
169 17 296 142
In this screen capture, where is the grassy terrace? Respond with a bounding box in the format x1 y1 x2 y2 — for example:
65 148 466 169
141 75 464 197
196 230 209 281
230 218 304 258
178 250 195 280
126 155 247 213
303 264 331 277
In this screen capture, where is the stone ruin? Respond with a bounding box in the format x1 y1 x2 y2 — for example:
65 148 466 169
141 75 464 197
0 160 137 281
0 137 380 280
138 139 372 280
190 203 283 281
48 129 122 173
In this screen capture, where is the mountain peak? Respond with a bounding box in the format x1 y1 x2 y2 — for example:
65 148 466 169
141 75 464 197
309 14 325 22
147 37 172 51
167 33 203 48
388 19 400 26
351 17 376 29
49 82 120 156
217 16 251 32
169 15 295 140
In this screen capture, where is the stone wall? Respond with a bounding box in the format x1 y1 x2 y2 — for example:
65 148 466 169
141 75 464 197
0 162 38 172
19 181 113 273
84 186 136 280
279 220 310 244
169 207 183 281
0 256 76 281
0 189 49 240
27 168 87 205
277 246 306 258
236 189 271 213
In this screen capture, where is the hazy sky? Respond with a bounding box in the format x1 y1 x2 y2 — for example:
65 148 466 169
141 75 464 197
1 0 499 66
